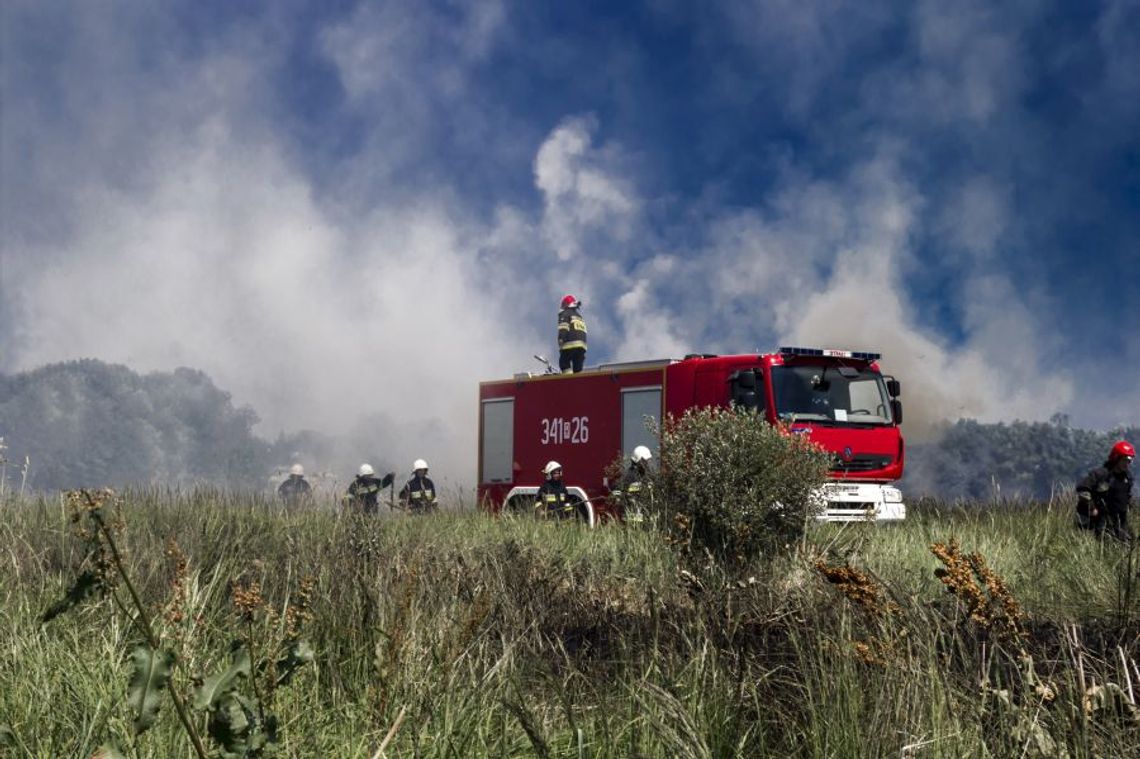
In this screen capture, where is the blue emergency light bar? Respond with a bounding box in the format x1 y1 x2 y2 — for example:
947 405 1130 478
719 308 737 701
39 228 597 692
778 346 882 361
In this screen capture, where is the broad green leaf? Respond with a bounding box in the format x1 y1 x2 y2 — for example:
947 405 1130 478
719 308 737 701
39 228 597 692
245 711 279 754
207 692 253 758
275 639 314 686
193 646 251 711
127 645 175 734
41 570 100 623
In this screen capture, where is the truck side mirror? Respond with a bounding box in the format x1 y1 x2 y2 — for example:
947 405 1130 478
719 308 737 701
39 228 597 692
728 370 763 412
891 399 903 425
886 379 901 398
729 370 757 389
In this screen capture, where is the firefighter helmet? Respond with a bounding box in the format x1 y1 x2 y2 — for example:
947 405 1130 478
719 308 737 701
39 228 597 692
358 463 374 477
543 460 563 476
1110 440 1135 461
631 445 652 463
289 464 304 476
413 459 428 471
560 294 579 309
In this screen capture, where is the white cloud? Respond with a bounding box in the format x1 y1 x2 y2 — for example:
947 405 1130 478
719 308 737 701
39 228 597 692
909 0 1027 125
779 159 1073 439
320 0 505 103
534 116 639 261
592 147 1075 440
613 274 689 359
937 176 1010 260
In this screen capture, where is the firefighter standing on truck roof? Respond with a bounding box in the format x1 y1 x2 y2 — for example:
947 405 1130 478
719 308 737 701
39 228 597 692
399 459 438 514
557 295 587 373
1076 440 1134 542
537 461 577 519
344 464 395 515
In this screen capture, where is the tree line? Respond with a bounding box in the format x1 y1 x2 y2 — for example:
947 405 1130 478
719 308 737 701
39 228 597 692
903 416 1140 501
1 359 1135 499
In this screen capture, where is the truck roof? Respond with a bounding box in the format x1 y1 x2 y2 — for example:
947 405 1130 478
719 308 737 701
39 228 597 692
484 349 884 387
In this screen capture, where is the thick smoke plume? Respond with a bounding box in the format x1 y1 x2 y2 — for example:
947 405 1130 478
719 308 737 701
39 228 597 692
3 1 1136 492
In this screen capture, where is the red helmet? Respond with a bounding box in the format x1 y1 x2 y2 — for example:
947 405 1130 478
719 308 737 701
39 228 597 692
1110 440 1135 460
560 294 579 309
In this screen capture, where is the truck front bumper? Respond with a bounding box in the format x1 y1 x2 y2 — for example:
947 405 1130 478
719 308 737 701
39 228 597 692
814 482 906 522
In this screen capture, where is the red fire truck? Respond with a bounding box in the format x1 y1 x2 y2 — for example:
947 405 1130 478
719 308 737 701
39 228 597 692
477 347 906 525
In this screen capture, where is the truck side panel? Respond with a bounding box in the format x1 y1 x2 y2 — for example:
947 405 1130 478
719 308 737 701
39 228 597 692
478 367 665 517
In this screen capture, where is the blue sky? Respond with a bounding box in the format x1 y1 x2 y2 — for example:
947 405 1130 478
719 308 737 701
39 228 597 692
2 0 1138 478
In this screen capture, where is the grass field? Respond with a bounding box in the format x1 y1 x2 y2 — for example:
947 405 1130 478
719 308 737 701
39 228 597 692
1 490 1137 757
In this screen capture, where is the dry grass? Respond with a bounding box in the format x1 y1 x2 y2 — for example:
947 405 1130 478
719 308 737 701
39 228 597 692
0 488 1136 757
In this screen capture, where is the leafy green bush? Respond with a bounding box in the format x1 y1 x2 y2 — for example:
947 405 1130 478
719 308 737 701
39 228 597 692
646 407 831 571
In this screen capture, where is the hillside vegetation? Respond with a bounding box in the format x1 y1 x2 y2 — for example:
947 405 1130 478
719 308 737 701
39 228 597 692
3 359 1138 499
905 417 1140 501
2 490 1137 758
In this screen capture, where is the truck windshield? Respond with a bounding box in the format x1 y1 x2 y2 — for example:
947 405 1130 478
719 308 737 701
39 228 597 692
771 365 893 425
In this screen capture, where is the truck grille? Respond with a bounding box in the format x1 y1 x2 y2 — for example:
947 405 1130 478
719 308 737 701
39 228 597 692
830 455 892 473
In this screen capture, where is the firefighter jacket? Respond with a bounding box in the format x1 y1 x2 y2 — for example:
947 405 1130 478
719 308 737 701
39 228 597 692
1076 465 1133 529
537 479 576 518
399 474 438 513
616 464 650 520
557 307 587 352
618 464 648 500
277 475 312 505
345 472 394 513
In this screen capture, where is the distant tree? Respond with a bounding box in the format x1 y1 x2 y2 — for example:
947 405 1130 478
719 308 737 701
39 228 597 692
903 418 1140 501
0 360 265 490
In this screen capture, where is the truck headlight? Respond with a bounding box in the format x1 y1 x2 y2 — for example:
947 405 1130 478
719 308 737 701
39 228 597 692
883 487 903 503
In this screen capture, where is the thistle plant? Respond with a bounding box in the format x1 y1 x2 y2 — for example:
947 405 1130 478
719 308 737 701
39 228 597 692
816 561 902 666
930 538 1027 646
41 489 315 758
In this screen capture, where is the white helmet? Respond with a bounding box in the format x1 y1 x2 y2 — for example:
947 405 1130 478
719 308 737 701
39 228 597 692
543 460 563 476
289 464 304 476
631 445 652 464
358 463 374 477
413 459 428 471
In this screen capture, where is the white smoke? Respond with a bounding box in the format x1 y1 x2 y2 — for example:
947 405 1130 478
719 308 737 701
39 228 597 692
2 0 1132 493
534 116 639 262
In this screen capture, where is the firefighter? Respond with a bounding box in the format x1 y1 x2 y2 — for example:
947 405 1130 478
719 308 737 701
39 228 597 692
344 463 395 515
536 460 578 519
557 295 587 373
616 445 653 523
277 463 312 506
398 459 438 514
1076 440 1134 542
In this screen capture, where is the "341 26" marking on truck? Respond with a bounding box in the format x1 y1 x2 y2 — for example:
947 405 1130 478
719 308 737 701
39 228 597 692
540 416 590 445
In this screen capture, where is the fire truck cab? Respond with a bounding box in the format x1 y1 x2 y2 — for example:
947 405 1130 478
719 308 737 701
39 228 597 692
478 347 906 524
